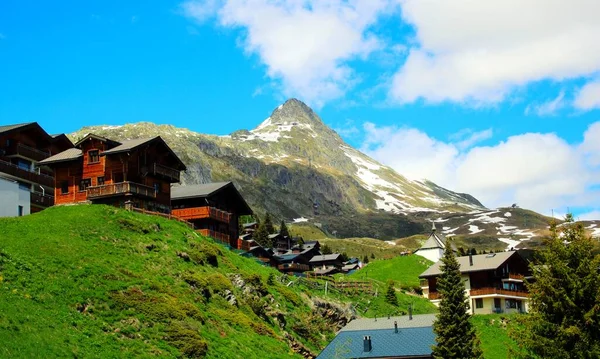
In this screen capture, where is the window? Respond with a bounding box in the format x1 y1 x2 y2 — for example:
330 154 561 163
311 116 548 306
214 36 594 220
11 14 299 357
506 299 518 309
153 182 160 193
18 205 23 217
61 181 69 194
88 150 100 163
17 159 31 171
475 298 483 309
18 182 30 191
97 176 105 186
79 178 91 191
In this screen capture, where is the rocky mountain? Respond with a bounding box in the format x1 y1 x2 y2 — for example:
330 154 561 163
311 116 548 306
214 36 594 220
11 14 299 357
70 98 594 247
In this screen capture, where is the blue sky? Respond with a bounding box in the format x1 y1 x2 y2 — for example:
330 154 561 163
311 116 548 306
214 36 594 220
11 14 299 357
1 1 600 218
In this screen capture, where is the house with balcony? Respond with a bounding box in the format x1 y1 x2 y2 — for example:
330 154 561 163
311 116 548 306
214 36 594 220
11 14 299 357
39 134 185 213
171 182 253 248
419 250 531 314
0 122 73 215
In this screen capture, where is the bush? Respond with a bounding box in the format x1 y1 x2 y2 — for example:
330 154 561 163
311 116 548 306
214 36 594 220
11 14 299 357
166 322 208 358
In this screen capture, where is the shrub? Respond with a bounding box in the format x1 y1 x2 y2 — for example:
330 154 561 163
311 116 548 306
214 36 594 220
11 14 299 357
166 322 208 358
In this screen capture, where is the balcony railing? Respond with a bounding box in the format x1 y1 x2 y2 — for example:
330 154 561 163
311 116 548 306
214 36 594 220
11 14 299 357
504 273 525 281
0 159 54 187
470 288 528 298
30 192 54 207
86 182 157 199
198 229 230 244
9 143 51 162
172 206 232 223
151 163 180 182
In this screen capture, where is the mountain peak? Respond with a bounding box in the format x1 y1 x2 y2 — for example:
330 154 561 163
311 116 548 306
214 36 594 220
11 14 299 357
270 98 321 124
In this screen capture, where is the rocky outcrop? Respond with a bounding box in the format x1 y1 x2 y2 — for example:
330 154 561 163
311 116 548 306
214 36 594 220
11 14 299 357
311 298 356 331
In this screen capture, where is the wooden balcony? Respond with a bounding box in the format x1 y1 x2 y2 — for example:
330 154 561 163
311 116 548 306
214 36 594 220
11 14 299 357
30 191 54 208
87 182 157 199
502 273 525 281
0 159 54 187
470 288 528 298
151 163 180 182
198 229 230 244
277 263 311 272
172 206 232 223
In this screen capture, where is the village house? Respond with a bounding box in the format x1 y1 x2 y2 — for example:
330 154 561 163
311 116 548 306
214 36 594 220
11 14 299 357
310 253 344 275
317 313 436 358
414 222 455 263
39 134 186 213
171 182 253 249
271 253 311 274
419 251 531 314
0 122 73 216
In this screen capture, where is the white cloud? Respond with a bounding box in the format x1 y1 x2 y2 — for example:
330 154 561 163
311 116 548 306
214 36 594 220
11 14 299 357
181 0 397 106
525 91 566 116
574 80 600 110
449 128 493 150
578 210 600 221
391 0 600 106
362 121 600 215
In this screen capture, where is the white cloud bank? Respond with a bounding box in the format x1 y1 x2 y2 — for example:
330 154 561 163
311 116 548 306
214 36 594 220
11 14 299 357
362 122 600 215
574 80 600 111
390 0 600 106
181 0 396 107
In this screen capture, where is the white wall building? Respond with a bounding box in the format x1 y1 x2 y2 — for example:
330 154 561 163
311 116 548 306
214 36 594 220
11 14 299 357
414 223 452 263
0 177 31 217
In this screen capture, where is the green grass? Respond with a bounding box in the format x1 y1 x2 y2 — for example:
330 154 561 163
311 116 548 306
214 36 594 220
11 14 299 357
0 205 339 358
350 255 432 288
471 314 520 359
317 237 410 260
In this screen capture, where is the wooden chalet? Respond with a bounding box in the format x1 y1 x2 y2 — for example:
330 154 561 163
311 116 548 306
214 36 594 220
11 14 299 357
420 250 532 314
171 182 253 248
39 134 185 213
0 122 73 214
310 253 344 275
271 253 311 274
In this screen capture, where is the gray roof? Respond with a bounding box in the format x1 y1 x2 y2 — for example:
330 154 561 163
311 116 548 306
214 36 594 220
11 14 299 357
420 251 517 278
0 123 34 134
39 148 83 165
317 327 435 359
171 182 231 200
341 314 436 332
310 254 342 263
101 137 155 155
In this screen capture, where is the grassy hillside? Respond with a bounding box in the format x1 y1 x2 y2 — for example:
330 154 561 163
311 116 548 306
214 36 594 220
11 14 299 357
350 255 433 288
472 314 519 359
0 205 345 358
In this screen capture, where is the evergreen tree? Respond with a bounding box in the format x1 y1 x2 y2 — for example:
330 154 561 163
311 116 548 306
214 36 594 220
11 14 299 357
385 280 398 306
263 213 275 234
254 221 270 248
432 243 482 359
363 255 369 264
279 220 290 238
512 214 600 358
321 244 333 255
370 253 375 259
340 252 349 262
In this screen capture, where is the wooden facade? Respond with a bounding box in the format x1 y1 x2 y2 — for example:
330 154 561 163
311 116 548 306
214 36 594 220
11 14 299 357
40 134 185 212
171 182 253 248
0 123 73 212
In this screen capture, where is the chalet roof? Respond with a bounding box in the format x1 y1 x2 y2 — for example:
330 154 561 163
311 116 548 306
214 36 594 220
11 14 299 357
309 254 342 263
341 314 436 332
415 222 458 253
242 222 257 228
0 122 35 134
419 251 518 278
102 136 186 170
172 182 230 199
316 327 435 359
269 233 283 239
74 133 121 148
274 254 301 261
39 148 83 165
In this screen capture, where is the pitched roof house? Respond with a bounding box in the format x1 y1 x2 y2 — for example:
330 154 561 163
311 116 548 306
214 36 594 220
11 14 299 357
0 122 73 216
414 223 454 263
419 250 531 315
40 134 185 213
171 182 253 248
317 314 436 358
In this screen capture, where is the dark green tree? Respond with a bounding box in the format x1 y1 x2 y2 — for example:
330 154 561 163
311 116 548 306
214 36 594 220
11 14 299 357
385 280 398 306
340 252 349 262
279 220 290 238
432 243 482 359
363 255 369 264
512 214 600 358
263 213 275 234
321 244 333 255
254 221 270 248
370 253 375 259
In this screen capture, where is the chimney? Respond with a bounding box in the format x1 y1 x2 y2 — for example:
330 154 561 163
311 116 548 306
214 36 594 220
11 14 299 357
469 251 473 266
409 305 413 320
394 321 398 333
363 336 372 352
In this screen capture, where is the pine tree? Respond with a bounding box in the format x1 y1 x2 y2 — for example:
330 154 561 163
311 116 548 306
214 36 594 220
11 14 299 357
279 220 290 238
385 280 398 306
363 255 369 264
321 244 333 255
512 214 600 358
263 213 275 234
432 243 482 359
